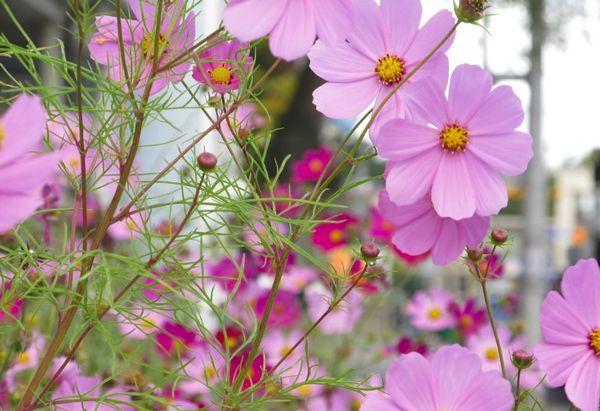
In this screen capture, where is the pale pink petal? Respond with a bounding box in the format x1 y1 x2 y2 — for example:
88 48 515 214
0 94 47 165
0 154 60 191
381 0 421 54
348 0 386 60
223 0 287 42
469 131 534 176
452 370 514 411
360 393 400 411
539 291 590 345
468 85 525 135
374 119 438 158
384 150 440 207
313 78 380 119
565 353 600 411
431 345 481 408
0 193 42 233
447 64 492 125
313 0 354 45
401 79 449 128
378 190 431 227
385 353 436 411
431 154 476 220
391 208 441 257
461 215 490 249
308 41 376 83
561 259 600 328
430 219 468 265
466 154 508 216
404 10 455 66
270 0 316 61
535 342 590 387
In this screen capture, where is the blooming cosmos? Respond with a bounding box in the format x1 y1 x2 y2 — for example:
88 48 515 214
309 0 454 127
89 0 195 94
467 326 522 374
311 213 358 252
223 0 355 61
378 190 489 265
0 94 60 233
306 290 362 334
361 345 513 411
292 146 333 184
535 259 600 411
192 39 253 94
449 298 487 337
406 288 455 331
374 64 533 220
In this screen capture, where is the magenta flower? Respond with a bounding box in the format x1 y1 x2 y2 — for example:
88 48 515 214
406 288 455 331
192 39 253 94
306 290 362 334
309 0 454 124
368 206 395 243
223 0 355 61
291 147 333 184
209 254 258 292
311 213 358 252
375 64 533 220
0 94 60 233
255 290 301 328
155 321 197 358
449 298 487 337
394 337 428 356
378 190 489 265
361 345 513 411
89 0 196 95
534 259 600 411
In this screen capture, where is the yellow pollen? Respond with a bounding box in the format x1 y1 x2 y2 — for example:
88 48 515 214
329 229 344 243
97 37 107 45
0 122 5 150
439 124 469 152
589 329 600 356
308 159 324 173
209 65 233 85
280 345 292 357
375 54 406 86
484 347 499 361
142 34 168 59
427 307 443 321
17 352 30 364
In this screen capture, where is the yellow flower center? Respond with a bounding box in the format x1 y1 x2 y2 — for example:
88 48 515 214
485 347 499 361
141 34 169 59
308 159 324 173
329 229 344 244
0 122 5 150
459 315 473 329
209 65 233 85
375 54 406 86
439 124 469 152
298 385 312 396
589 329 600 356
280 345 292 357
17 352 30 364
427 307 443 321
205 366 217 379
226 335 238 349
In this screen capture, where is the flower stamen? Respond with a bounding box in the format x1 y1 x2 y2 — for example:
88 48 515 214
439 124 469 152
209 65 233 85
589 329 600 356
375 54 406 86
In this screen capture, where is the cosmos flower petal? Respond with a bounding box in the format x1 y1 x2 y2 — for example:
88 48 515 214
314 0 355 45
348 0 387 60
384 150 440 207
0 193 44 233
469 131 533 176
374 119 438 158
269 0 317 61
404 10 455 66
452 370 514 411
565 351 600 411
539 291 590 345
385 353 436 411
223 0 287 42
430 219 468 265
308 40 376 83
360 394 400 411
448 64 492 124
313 78 381 119
561 259 600 328
431 153 476 220
431 345 481 407
391 207 442 257
466 154 508 216
535 342 591 387
381 0 422 54
468 85 525 135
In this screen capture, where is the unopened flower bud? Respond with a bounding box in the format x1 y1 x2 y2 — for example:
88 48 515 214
361 242 380 264
491 227 509 245
512 350 535 370
455 0 490 23
197 152 218 171
467 248 483 261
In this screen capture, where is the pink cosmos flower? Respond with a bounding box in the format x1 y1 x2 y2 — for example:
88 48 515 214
222 103 266 140
291 147 333 184
230 353 266 390
8 333 45 374
394 337 428 356
311 213 358 252
263 329 304 367
361 345 513 411
256 290 301 328
89 0 196 95
0 94 60 233
306 290 362 335
309 0 454 125
448 298 487 337
155 321 197 358
406 288 455 331
280 266 318 293
179 343 224 395
374 64 533 220
467 326 523 374
534 259 600 411
193 39 253 94
378 190 489 265
223 0 355 61
118 307 164 339
108 211 146 240
209 254 259 292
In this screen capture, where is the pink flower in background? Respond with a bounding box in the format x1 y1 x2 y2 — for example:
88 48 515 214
471 246 505 279
361 345 513 411
230 354 266 390
280 266 318 293
179 343 224 395
391 247 430 266
209 254 258 292
267 184 302 217
368 206 395 243
406 288 455 331
263 329 304 367
256 290 301 328
467 326 523 374
193 39 253 94
223 0 355 61
118 307 164 339
449 298 487 337
306 290 362 335
535 259 600 411
292 147 333 184
309 0 454 124
108 211 146 240
394 337 428 356
378 190 489 265
222 103 266 139
0 94 60 233
89 0 196 94
311 213 358 252
0 282 23 322
374 64 533 220
8 333 45 374
155 321 197 358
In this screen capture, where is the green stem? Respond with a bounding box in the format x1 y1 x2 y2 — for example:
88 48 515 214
480 280 507 379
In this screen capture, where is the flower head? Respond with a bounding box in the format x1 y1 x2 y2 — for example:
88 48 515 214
535 259 600 411
406 288 455 331
312 214 358 252
292 147 333 184
449 298 487 337
374 64 533 220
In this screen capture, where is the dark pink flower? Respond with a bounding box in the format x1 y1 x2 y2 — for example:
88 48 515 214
255 290 301 328
311 213 358 251
395 337 428 356
291 147 333 184
449 298 487 337
209 254 258 292
192 39 253 94
155 321 197 358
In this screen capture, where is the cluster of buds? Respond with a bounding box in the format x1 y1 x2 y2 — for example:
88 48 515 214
455 0 490 23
